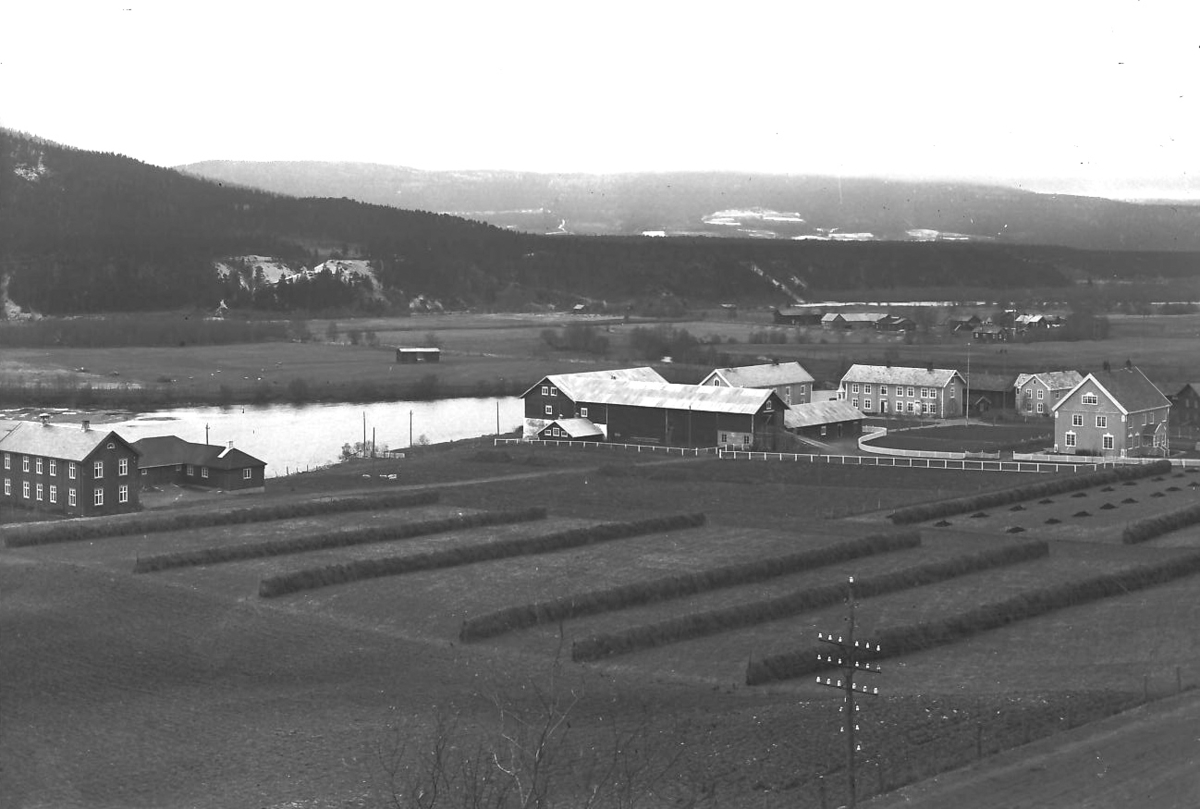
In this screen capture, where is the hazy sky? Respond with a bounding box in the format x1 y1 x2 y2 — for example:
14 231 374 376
3 0 1198 199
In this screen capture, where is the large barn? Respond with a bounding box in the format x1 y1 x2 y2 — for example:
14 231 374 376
522 368 788 449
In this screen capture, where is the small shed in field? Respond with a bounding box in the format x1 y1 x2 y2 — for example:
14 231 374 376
395 347 441 363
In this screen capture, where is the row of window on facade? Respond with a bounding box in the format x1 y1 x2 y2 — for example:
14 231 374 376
1063 432 1116 450
2 453 129 478
851 398 940 415
3 479 129 505
848 384 943 398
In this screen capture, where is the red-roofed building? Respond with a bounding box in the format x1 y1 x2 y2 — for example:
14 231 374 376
0 418 141 516
1051 367 1171 457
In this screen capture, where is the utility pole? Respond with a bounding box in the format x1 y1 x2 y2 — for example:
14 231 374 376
816 576 882 809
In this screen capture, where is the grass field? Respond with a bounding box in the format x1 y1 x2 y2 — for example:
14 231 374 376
5 441 1200 809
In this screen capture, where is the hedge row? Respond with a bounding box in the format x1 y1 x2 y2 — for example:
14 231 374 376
133 507 546 573
1123 502 1200 544
888 460 1172 525
459 530 921 642
571 539 1048 663
258 512 707 599
746 547 1200 685
6 489 442 547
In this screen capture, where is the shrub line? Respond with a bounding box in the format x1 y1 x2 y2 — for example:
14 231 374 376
746 548 1200 685
133 506 546 573
6 489 442 548
1122 502 1200 544
571 539 1047 663
258 513 707 599
459 530 921 642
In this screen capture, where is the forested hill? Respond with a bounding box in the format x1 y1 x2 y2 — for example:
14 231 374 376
3 129 1198 316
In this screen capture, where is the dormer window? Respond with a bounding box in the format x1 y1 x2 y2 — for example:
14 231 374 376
1082 392 1099 405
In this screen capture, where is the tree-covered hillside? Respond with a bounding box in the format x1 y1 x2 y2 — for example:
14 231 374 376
4 129 1197 316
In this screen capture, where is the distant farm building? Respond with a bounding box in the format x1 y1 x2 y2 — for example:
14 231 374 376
521 367 787 449
1051 366 1171 457
838 365 966 419
965 372 1018 414
1014 371 1085 417
0 418 141 516
133 436 267 492
822 312 888 330
395 347 441 363
784 400 866 440
773 307 823 326
699 361 815 406
1169 383 1200 426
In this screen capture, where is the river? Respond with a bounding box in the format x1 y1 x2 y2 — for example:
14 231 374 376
86 398 525 477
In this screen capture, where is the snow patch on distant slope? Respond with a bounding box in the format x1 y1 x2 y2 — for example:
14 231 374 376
14 152 47 182
702 207 807 225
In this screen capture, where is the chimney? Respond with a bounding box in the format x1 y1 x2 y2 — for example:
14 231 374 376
228 440 234 450
39 413 50 426
81 420 91 432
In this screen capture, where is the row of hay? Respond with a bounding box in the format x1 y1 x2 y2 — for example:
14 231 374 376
888 460 1172 525
6 489 442 547
1123 501 1200 544
746 548 1200 685
258 512 707 599
571 539 1048 663
133 507 545 573
459 530 921 642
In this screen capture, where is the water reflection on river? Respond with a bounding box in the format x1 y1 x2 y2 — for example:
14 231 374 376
103 398 523 477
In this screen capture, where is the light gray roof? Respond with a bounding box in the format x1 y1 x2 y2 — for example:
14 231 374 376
841 364 963 388
702 362 814 388
1014 370 1084 390
522 366 666 399
543 418 604 438
0 420 135 462
564 379 781 415
784 401 865 429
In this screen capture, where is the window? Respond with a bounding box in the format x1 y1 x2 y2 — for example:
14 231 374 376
186 465 194 476
23 481 30 499
719 432 728 444
820 425 828 436
1072 413 1083 427
201 467 209 479
141 469 147 476
94 488 104 507
851 398 859 408
119 458 128 476
852 383 860 394
1036 402 1044 414
2 453 8 470
1065 431 1077 448
1025 400 1034 412
69 488 77 507
242 468 252 480
3 478 9 496
49 485 56 503
907 387 915 397
784 386 792 404
1082 392 1099 405
864 384 872 395
549 387 558 397
544 405 552 416
118 485 129 504
36 458 43 474
69 462 76 479
36 483 43 501
1102 435 1115 451
580 407 589 418
22 456 29 472
1036 389 1044 400
880 385 888 396
49 459 56 476
94 460 104 478
864 398 872 410
176 464 183 472
742 434 751 446
106 442 115 450
1096 415 1107 428
541 385 548 396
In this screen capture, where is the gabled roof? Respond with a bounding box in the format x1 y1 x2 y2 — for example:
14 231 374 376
784 400 865 429
1051 366 1171 415
132 435 266 470
0 420 138 462
1172 383 1200 398
520 367 667 399
1014 370 1085 391
701 362 814 389
561 379 783 415
825 312 887 324
541 418 603 439
841 364 964 388
965 372 1018 392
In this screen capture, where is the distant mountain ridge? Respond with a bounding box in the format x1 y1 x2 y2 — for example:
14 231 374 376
178 160 1200 252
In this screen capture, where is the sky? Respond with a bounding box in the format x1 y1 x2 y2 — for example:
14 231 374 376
3 0 1198 200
